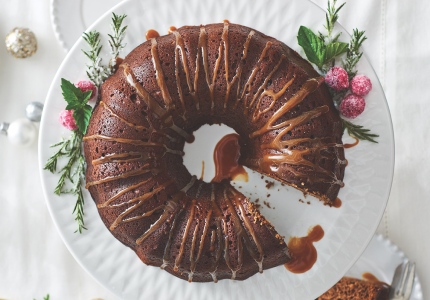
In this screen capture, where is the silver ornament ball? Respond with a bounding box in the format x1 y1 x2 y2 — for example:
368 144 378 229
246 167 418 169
26 101 44 122
5 27 37 59
7 118 37 147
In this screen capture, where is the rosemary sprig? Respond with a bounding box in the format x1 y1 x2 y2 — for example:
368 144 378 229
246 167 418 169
44 131 87 232
343 29 367 79
342 119 379 143
323 0 345 42
82 31 110 88
70 155 86 233
108 13 128 72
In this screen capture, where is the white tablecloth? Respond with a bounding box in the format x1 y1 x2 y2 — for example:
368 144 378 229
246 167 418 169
0 0 428 299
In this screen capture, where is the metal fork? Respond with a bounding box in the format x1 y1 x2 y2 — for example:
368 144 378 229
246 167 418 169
389 261 416 300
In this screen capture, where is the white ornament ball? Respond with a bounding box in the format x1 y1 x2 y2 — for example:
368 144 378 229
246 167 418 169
7 118 37 146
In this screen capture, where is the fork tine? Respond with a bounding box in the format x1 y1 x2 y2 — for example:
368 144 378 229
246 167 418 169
395 262 409 297
403 262 416 299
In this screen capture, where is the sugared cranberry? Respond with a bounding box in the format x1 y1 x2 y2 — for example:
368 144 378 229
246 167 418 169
350 75 372 96
325 66 349 91
59 109 77 131
340 94 366 119
76 80 97 101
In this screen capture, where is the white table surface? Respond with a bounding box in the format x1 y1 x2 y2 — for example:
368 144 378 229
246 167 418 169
0 0 428 299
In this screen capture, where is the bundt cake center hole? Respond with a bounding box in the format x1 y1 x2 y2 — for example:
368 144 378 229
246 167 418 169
183 124 248 183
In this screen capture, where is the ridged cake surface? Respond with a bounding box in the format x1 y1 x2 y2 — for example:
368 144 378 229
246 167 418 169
83 22 345 282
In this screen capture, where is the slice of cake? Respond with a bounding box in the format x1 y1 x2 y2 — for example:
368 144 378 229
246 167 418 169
317 277 390 300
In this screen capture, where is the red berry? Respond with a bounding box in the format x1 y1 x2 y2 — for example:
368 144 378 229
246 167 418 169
59 109 78 131
325 67 349 91
350 75 372 96
340 94 366 119
76 80 97 101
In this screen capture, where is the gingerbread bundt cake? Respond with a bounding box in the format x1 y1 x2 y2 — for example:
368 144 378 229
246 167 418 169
83 22 345 282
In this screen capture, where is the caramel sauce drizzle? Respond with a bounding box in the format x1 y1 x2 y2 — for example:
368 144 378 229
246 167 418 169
168 26 177 34
109 179 174 230
247 55 286 116
91 152 148 165
250 76 324 138
99 101 148 131
237 41 273 113
151 38 175 111
83 134 163 147
97 178 152 208
136 200 177 245
122 63 194 143
209 26 225 110
122 63 168 119
161 206 184 269
86 164 156 189
174 199 196 271
146 29 160 40
284 225 324 273
251 76 293 122
172 30 198 110
344 136 359 148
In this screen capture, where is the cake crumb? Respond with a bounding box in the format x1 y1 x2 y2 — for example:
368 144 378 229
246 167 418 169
265 180 275 189
307 201 311 205
299 199 305 204
275 233 285 240
263 200 271 208
266 193 271 198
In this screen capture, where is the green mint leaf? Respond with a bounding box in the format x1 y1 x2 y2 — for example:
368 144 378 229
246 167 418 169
297 26 326 69
325 41 349 63
82 90 93 105
73 105 93 135
61 78 84 109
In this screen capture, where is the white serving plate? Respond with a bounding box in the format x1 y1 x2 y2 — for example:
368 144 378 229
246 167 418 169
39 0 395 298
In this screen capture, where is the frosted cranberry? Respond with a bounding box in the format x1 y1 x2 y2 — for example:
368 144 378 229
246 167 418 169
325 67 349 91
59 109 77 131
76 80 97 101
340 94 366 119
350 75 372 96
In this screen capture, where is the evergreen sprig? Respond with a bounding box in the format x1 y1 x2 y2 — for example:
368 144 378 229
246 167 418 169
44 131 87 233
342 29 367 79
82 31 110 88
108 13 128 72
342 119 379 143
324 0 345 40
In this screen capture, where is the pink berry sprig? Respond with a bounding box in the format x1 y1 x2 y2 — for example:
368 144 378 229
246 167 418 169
324 66 373 119
59 109 78 131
